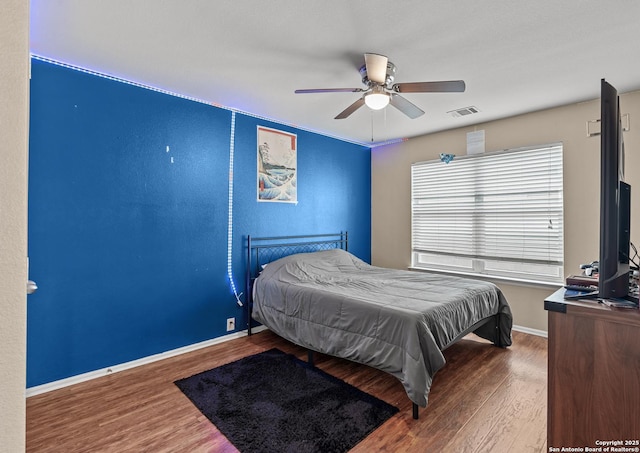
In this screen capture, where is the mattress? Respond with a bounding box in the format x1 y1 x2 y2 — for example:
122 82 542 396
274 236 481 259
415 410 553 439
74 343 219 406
251 248 513 407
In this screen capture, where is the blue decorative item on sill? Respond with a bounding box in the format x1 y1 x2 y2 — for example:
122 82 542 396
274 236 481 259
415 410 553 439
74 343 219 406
440 153 455 164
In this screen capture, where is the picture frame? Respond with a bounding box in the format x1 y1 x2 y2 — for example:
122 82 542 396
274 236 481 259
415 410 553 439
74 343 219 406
257 126 297 203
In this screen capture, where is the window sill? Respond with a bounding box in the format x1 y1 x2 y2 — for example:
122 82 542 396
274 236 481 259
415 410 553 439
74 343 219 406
407 266 563 290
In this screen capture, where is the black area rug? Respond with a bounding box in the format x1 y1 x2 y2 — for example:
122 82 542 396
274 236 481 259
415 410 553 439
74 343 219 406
174 348 398 453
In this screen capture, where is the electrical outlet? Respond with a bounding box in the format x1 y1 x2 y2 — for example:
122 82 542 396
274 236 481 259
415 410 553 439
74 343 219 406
226 317 235 332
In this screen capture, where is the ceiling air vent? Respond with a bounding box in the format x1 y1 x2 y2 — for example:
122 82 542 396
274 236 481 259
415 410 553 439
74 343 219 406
448 106 480 118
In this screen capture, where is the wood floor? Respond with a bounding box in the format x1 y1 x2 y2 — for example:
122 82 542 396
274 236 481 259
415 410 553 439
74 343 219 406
26 329 548 453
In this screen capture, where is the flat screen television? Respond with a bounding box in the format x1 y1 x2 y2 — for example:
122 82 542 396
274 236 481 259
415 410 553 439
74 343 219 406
599 79 631 299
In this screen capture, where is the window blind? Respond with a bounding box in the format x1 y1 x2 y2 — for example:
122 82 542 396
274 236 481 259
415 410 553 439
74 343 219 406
411 144 564 283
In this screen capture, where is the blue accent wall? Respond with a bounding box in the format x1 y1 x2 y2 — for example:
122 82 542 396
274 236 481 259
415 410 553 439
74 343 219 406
27 59 371 387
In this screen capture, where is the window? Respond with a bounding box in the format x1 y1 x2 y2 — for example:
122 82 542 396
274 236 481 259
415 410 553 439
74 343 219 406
411 144 563 284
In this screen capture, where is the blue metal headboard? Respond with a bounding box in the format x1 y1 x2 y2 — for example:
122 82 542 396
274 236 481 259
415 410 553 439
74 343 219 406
245 232 348 334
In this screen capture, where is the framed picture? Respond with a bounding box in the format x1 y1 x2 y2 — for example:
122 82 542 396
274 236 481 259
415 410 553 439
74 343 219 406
257 126 297 203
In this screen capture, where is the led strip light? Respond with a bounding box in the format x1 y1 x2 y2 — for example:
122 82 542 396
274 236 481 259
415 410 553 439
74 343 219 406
227 111 243 306
29 54 400 147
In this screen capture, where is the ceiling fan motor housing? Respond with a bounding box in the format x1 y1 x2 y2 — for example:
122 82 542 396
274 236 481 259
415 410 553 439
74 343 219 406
359 61 396 88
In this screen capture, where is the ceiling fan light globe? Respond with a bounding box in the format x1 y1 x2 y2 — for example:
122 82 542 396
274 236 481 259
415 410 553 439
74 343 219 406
364 92 390 110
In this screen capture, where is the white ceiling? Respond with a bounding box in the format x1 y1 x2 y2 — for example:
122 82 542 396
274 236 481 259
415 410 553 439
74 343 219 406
29 0 640 146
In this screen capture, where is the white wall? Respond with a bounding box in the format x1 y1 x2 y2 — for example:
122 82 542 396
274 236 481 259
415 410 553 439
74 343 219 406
372 90 640 332
0 0 30 450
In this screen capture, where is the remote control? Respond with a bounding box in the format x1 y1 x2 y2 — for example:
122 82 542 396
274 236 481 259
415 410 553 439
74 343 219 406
564 285 598 292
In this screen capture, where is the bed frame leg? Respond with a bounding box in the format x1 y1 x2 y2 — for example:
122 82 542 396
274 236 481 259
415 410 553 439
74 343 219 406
307 350 315 367
412 403 419 419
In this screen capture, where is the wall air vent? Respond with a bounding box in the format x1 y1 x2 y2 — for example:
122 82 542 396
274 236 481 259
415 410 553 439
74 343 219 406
448 106 480 118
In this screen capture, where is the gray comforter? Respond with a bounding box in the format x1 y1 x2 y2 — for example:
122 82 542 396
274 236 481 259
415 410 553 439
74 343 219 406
251 249 513 407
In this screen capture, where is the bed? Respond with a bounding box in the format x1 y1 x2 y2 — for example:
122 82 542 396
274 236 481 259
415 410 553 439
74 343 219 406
246 233 513 419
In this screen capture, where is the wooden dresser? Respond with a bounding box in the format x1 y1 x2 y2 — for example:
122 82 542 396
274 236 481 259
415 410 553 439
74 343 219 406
544 289 640 448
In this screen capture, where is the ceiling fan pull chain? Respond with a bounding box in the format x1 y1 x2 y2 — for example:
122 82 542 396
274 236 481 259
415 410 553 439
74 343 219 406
371 111 374 142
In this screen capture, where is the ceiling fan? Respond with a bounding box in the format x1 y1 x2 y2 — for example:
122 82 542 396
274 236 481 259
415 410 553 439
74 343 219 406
294 53 465 120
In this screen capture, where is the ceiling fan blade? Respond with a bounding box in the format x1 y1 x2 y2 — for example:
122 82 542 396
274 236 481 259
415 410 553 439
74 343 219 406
295 88 363 94
364 53 388 84
389 93 425 119
393 80 466 93
335 98 366 119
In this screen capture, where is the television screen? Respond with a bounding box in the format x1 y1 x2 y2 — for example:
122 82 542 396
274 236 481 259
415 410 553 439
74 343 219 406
598 79 631 299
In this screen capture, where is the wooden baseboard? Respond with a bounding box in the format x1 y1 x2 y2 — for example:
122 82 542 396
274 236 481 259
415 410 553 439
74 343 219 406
512 324 547 338
25 326 268 398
